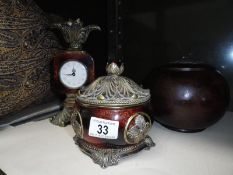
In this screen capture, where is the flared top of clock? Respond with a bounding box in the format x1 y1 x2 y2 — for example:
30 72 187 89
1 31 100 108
53 19 101 50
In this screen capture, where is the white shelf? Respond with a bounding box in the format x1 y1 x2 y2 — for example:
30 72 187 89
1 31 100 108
1 112 233 175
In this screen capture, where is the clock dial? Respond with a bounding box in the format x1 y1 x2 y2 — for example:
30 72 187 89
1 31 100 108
59 60 87 89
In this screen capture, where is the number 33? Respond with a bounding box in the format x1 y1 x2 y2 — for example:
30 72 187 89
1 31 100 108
97 124 108 135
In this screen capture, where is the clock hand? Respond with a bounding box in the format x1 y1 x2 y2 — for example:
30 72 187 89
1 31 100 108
71 66 76 76
64 73 73 76
64 72 76 76
72 66 76 73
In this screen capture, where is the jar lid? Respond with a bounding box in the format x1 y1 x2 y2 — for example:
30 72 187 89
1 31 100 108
77 62 150 107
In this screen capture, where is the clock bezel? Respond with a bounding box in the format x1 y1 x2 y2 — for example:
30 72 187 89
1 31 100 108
59 60 88 89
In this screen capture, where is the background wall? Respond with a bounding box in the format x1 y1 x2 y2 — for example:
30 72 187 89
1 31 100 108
124 0 233 109
35 0 233 109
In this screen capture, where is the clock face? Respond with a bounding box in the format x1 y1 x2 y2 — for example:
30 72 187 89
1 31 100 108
59 60 87 89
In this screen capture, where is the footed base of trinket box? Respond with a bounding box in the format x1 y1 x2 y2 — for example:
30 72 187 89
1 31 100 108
73 135 155 168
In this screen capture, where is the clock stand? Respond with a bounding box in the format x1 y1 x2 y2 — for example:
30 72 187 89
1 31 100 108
50 19 100 127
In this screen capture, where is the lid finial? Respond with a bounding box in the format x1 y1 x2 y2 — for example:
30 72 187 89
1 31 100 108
106 62 124 75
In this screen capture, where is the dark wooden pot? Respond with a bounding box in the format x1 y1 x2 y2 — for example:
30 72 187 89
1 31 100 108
146 63 230 132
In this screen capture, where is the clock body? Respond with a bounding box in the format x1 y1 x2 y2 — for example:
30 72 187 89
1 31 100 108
53 50 95 94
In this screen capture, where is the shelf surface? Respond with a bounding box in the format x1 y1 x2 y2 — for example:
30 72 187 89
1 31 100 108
0 112 233 175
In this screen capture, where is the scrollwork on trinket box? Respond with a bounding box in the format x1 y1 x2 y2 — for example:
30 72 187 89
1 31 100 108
73 136 155 168
78 62 150 107
125 112 151 144
70 108 84 138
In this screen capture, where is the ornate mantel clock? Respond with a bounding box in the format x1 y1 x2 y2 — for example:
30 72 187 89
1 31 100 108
50 19 100 127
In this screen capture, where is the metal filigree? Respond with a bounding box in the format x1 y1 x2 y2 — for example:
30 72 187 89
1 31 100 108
124 112 151 144
77 63 150 107
50 93 76 127
73 136 155 168
106 62 124 75
71 108 83 138
53 19 100 49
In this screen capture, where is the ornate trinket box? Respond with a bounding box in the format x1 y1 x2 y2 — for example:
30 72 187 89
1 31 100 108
71 62 155 168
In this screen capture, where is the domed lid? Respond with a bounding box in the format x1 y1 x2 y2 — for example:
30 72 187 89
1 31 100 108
77 62 150 107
